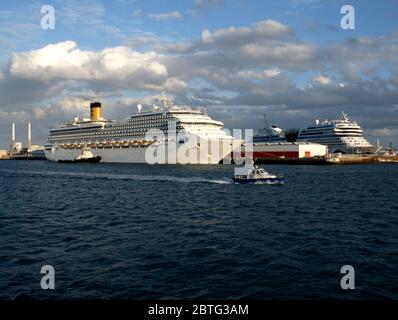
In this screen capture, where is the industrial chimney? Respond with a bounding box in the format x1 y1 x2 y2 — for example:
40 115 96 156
28 122 32 152
10 123 15 154
90 102 102 121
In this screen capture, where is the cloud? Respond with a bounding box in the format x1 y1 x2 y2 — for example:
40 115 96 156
0 0 123 59
194 0 225 11
148 11 183 21
371 128 398 138
239 69 281 80
312 75 332 86
240 42 316 67
58 0 121 34
159 19 319 76
133 9 144 17
0 3 44 55
8 41 190 94
325 35 398 80
1 19 398 147
290 0 324 7
202 20 293 45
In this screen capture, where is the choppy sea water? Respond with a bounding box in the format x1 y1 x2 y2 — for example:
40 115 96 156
0 160 397 300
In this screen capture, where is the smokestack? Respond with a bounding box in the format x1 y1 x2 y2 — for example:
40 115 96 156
90 102 102 121
28 122 32 152
11 123 15 154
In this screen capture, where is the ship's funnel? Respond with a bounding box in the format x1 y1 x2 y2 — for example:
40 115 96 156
90 102 102 121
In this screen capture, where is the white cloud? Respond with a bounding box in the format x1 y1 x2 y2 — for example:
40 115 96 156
312 75 332 85
146 77 188 92
239 69 281 80
148 11 183 21
241 43 314 63
202 20 292 45
10 41 168 84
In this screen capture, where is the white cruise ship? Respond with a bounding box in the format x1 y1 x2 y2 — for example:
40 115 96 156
254 112 374 154
45 98 241 164
298 112 373 153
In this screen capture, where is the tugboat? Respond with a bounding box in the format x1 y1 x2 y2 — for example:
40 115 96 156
234 161 284 184
59 147 101 163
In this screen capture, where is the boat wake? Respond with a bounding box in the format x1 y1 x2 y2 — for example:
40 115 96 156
0 169 233 185
233 180 284 185
252 180 284 185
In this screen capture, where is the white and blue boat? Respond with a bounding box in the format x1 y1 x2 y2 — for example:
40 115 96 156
234 163 284 184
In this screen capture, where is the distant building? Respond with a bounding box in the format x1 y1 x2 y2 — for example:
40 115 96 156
0 150 10 159
12 142 23 154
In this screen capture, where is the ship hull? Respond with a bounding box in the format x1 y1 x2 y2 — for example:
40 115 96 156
58 156 102 164
233 177 284 184
45 139 241 165
242 142 328 159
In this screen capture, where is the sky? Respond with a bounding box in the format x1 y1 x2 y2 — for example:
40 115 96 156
0 0 397 149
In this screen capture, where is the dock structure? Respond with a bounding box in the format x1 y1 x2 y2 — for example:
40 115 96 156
254 154 398 165
327 154 398 165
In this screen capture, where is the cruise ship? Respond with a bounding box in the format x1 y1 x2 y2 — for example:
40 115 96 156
254 112 374 154
45 98 241 164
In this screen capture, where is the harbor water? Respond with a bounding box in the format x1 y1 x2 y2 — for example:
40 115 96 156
0 161 397 299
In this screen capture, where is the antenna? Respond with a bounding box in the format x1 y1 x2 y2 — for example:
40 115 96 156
157 96 173 109
263 114 272 142
263 114 269 129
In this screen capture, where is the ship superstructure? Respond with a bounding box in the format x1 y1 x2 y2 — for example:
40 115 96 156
298 112 373 153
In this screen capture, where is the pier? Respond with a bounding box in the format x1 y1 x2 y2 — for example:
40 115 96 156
255 154 398 165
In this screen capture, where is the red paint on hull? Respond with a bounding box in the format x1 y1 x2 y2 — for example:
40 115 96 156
245 151 299 159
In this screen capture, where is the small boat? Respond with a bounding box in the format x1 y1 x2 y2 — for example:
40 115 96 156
58 147 101 163
234 162 284 184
